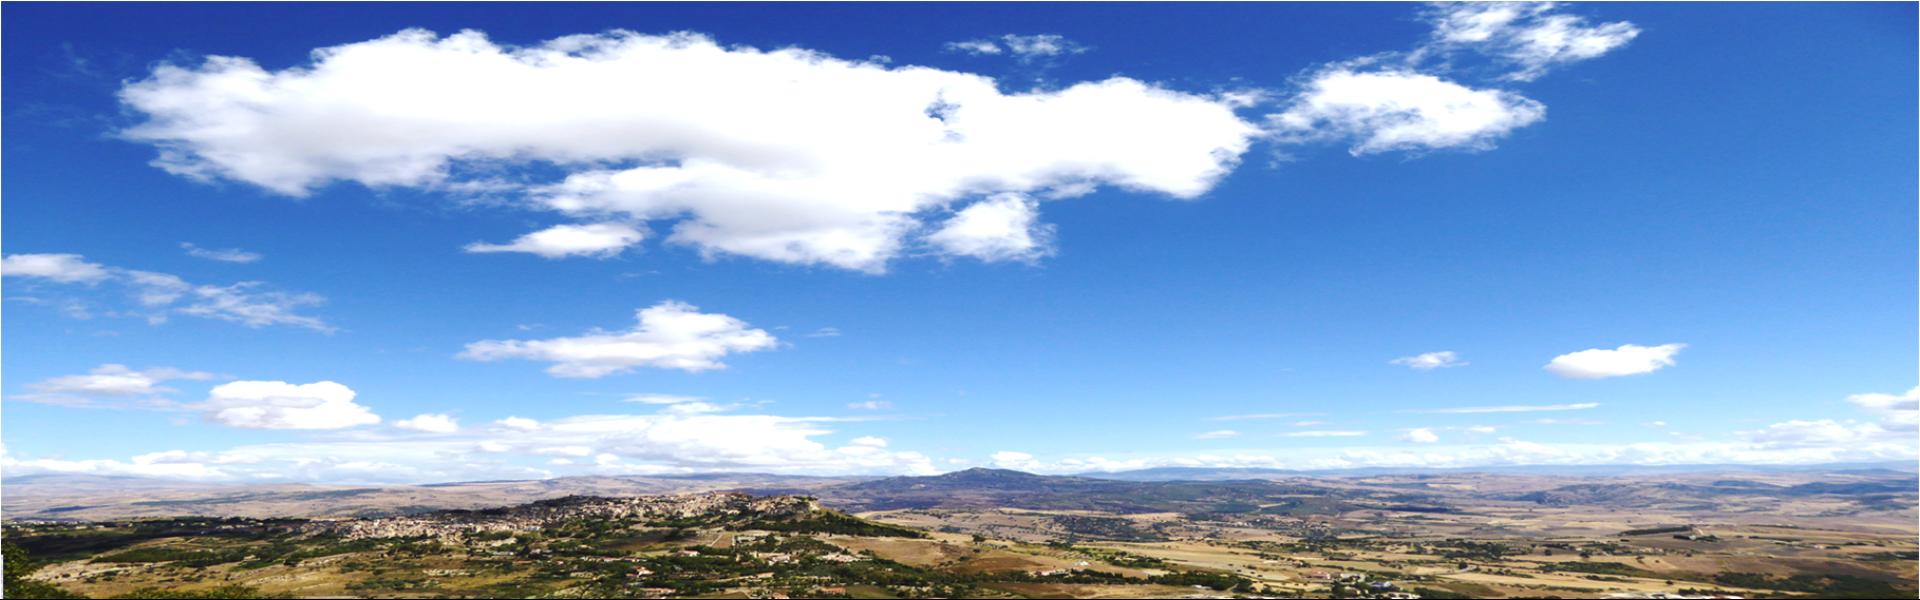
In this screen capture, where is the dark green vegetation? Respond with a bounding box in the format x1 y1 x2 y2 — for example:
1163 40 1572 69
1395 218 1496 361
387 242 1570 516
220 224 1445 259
733 508 927 539
7 541 89 599
1541 560 1654 576
1620 525 1694 536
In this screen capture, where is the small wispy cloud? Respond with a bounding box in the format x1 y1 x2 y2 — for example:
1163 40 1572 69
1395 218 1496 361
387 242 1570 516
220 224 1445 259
1398 428 1440 443
1193 430 1240 439
945 39 1002 55
1408 403 1599 414
181 242 263 264
847 401 893 410
3 253 332 331
945 34 1090 63
1391 351 1467 370
806 327 842 338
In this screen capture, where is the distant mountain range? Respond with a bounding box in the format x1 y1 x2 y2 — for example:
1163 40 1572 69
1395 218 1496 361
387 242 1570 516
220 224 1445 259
7 461 1915 522
1080 461 1920 481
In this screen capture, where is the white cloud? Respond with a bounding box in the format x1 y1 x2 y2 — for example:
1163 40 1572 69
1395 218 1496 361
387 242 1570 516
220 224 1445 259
1269 68 1545 155
847 401 893 411
394 413 461 433
1544 343 1685 379
1398 428 1440 443
1847 386 1920 431
0 454 238 481
661 401 729 416
132 450 260 465
460 300 778 377
119 29 1256 273
1263 3 1635 157
1276 430 1367 437
201 380 381 430
25 364 218 396
533 445 594 457
505 412 934 473
989 451 1040 471
495 417 541 431
121 270 192 307
945 39 1003 55
1 253 113 284
806 327 843 338
849 436 888 448
926 193 1055 262
1193 430 1241 440
1422 2 1641 82
946 35 1089 63
1411 402 1600 414
178 282 332 331
1640 421 1667 427
1741 420 1875 448
1002 35 1087 58
1741 386 1920 449
180 242 263 263
465 222 646 259
1391 351 1467 370
1 253 332 331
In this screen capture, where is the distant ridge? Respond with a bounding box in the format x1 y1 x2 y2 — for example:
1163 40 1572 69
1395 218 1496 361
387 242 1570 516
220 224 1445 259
1081 461 1920 481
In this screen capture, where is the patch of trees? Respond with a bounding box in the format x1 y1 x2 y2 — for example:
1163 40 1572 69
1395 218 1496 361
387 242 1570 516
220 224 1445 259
1435 539 1515 561
1540 561 1652 577
1707 572 1902 597
1146 570 1254 591
1049 515 1162 542
745 511 928 538
1620 525 1692 536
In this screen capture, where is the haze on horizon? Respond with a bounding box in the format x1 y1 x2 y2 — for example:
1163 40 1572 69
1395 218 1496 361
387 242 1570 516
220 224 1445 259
3 2 1914 486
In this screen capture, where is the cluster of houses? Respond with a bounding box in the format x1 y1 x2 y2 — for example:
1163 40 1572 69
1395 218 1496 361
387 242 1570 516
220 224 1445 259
1304 571 1367 584
299 492 819 541
1300 571 1422 598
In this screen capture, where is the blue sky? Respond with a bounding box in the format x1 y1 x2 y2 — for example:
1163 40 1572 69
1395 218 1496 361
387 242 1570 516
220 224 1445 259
4 2 1914 484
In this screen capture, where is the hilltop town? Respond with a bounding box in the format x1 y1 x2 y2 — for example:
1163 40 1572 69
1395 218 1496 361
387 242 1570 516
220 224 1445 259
300 492 817 542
